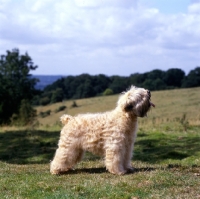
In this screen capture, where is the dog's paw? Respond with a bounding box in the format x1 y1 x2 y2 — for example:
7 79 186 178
50 169 60 175
108 168 127 175
50 169 71 175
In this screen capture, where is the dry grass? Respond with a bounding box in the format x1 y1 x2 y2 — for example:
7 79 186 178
36 95 117 127
35 87 200 127
149 87 200 126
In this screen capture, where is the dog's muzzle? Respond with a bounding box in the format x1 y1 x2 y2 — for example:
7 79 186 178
147 90 155 108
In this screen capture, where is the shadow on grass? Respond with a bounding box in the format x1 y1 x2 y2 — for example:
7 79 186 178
54 167 156 175
1 129 200 165
0 130 59 164
0 130 103 165
134 132 200 163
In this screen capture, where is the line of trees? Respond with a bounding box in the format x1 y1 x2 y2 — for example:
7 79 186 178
33 67 200 105
0 48 200 125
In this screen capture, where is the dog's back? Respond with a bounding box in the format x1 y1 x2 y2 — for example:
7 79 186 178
60 114 73 125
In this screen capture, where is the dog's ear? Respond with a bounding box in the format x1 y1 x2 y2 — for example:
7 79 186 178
117 91 135 112
124 103 133 112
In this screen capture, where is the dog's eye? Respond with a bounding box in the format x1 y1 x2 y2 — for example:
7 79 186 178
125 104 133 112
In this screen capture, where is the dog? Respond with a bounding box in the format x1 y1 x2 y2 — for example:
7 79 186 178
50 86 155 175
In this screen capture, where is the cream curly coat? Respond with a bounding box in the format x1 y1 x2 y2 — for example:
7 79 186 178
50 86 155 175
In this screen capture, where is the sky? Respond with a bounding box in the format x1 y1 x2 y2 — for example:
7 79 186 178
0 0 200 76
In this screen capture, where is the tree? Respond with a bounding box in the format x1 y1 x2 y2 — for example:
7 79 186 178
51 88 64 103
109 75 129 93
147 69 165 81
93 74 111 95
129 73 148 87
164 68 185 88
141 70 166 90
182 67 200 88
0 49 39 124
142 78 166 91
70 74 95 99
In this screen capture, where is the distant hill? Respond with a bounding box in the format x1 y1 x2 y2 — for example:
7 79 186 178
32 75 66 90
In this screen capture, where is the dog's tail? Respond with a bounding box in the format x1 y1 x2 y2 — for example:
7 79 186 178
60 114 73 125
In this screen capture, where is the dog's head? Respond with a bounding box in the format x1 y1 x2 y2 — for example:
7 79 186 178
117 86 155 117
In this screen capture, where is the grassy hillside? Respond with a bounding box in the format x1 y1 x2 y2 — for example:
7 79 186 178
36 87 200 127
0 87 200 198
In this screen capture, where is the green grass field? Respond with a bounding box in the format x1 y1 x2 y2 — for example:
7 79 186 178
0 87 200 198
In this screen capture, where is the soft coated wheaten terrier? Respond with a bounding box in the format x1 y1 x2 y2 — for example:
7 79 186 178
50 86 155 175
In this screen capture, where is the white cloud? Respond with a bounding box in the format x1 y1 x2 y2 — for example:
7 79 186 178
0 0 200 75
188 1 200 13
74 0 138 8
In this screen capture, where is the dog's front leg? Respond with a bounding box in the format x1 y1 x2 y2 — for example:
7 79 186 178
123 142 134 173
105 147 127 175
122 128 137 173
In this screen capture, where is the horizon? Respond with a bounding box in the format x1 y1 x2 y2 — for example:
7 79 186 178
31 66 194 77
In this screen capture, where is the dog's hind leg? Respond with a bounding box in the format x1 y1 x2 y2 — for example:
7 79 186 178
50 140 84 175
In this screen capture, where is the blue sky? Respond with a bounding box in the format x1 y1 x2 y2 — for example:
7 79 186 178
141 0 191 14
0 0 200 76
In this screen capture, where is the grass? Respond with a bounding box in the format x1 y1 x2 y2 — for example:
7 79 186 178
0 130 200 199
0 162 199 199
0 87 200 198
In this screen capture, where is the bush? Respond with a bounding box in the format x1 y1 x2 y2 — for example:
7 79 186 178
71 101 78 108
40 97 51 106
39 110 51 118
54 105 67 113
11 99 37 126
103 88 113 96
